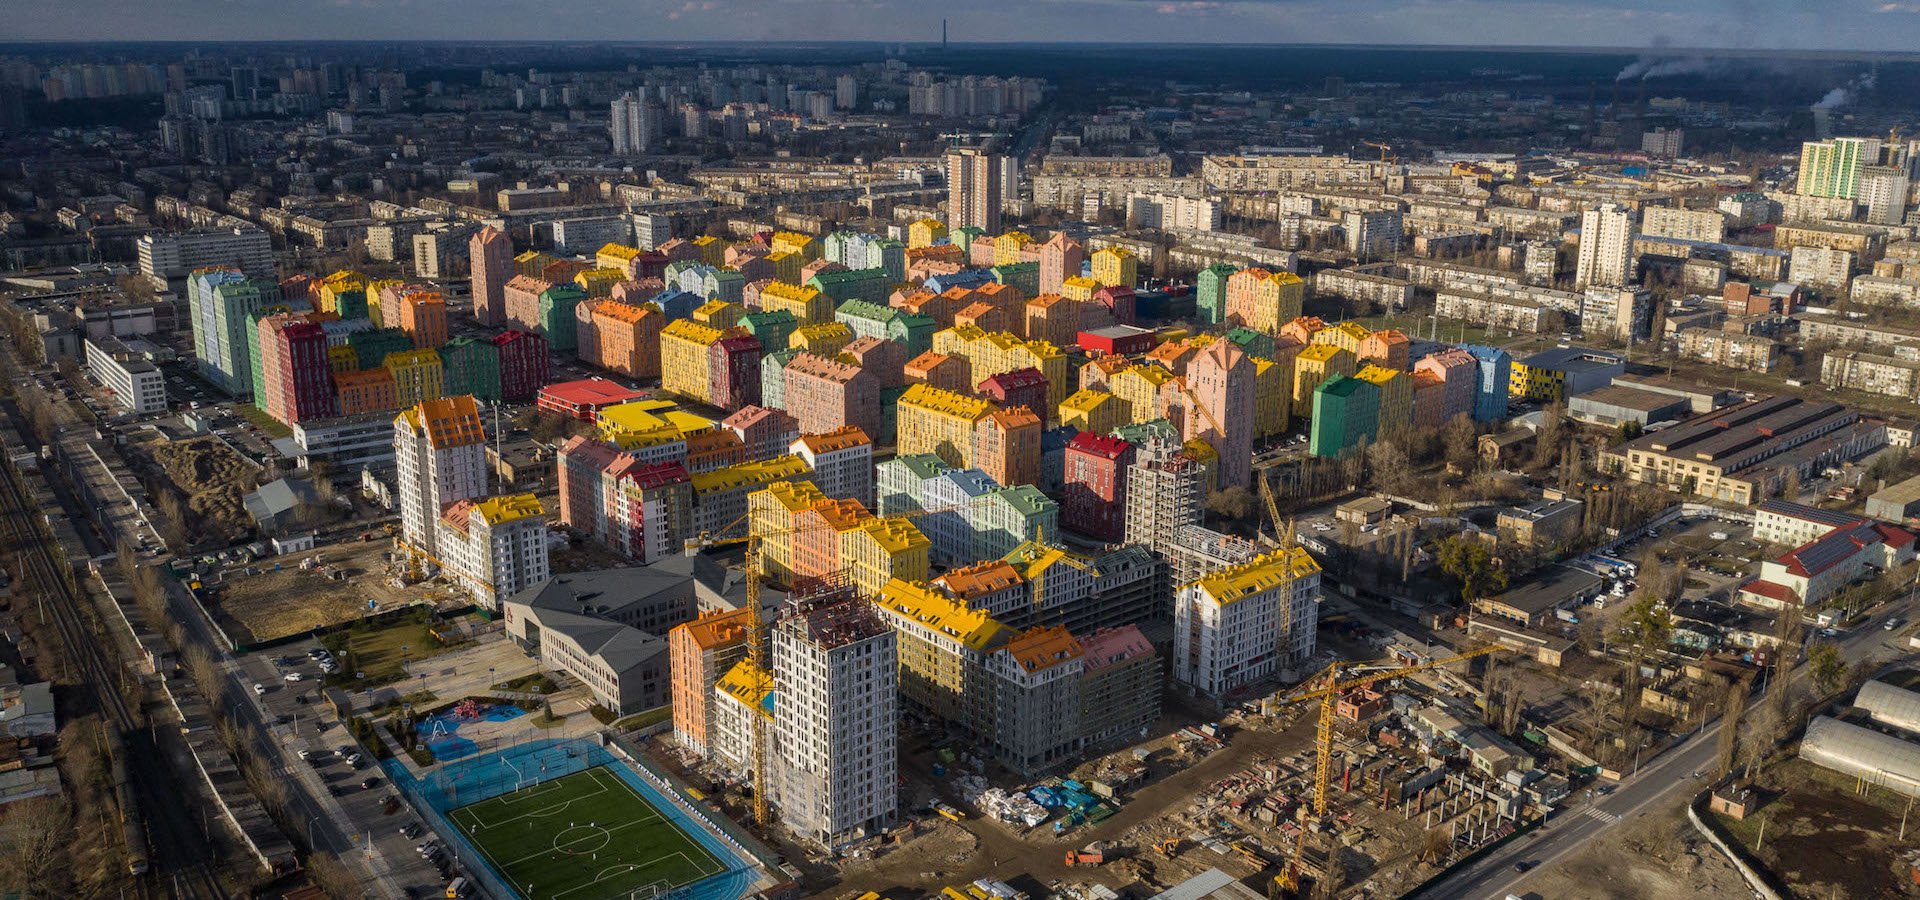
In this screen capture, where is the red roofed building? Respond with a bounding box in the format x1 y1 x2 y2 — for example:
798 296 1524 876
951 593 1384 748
1061 432 1133 541
708 335 763 412
495 329 551 401
978 368 1049 421
1093 285 1137 325
538 377 647 422
1739 519 1917 610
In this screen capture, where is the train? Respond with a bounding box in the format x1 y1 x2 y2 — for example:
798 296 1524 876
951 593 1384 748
105 725 151 876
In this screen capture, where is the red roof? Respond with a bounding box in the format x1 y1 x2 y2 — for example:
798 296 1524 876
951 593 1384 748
540 378 646 407
979 367 1049 391
1067 431 1132 460
1738 579 1796 603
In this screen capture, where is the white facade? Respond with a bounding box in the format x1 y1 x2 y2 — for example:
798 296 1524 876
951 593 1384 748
1790 244 1855 295
1343 209 1404 259
610 92 661 155
435 501 549 611
1575 204 1634 289
1126 192 1222 232
1861 167 1911 227
1640 206 1726 243
773 601 898 847
550 216 632 257
137 227 274 280
790 437 875 509
393 404 488 557
83 337 166 414
1172 550 1320 698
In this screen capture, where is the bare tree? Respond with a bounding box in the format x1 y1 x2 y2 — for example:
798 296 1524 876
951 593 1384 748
1442 414 1477 472
1716 676 1746 779
0 795 75 889
1366 440 1411 495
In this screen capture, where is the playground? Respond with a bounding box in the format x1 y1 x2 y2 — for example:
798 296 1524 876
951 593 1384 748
420 699 528 762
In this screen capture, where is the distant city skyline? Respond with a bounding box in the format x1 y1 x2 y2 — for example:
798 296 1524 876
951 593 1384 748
9 0 1920 52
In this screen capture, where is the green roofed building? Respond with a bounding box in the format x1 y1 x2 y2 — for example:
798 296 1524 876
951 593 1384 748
1310 375 1379 459
349 327 414 370
992 261 1040 297
741 309 798 354
538 284 588 352
440 336 503 402
807 267 891 305
1196 262 1239 326
1224 327 1275 361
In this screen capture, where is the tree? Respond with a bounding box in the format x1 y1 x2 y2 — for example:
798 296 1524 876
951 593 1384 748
0 795 74 890
1436 535 1507 603
1716 676 1746 778
1366 440 1411 495
1205 487 1256 523
1807 641 1847 696
1443 414 1477 471
1616 420 1644 441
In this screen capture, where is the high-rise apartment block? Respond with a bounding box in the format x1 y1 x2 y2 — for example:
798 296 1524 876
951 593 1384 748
1575 203 1634 289
469 227 513 326
393 396 488 558
1172 546 1322 698
772 596 898 847
610 92 662 155
435 494 549 611
1183 340 1255 490
189 267 282 396
1798 137 1880 200
946 148 1003 235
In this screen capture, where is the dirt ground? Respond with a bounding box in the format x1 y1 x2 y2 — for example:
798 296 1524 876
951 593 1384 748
1524 793 1751 900
135 434 258 541
210 539 438 643
1718 757 1920 899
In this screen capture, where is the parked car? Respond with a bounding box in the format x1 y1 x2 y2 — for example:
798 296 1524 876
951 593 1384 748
284 672 304 682
253 683 266 696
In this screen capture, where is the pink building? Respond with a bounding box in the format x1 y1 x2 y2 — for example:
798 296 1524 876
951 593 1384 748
844 336 907 389
1360 329 1412 371
1184 340 1255 490
721 406 800 461
708 335 763 412
469 227 513 326
972 407 1043 490
977 368 1049 419
1093 285 1136 326
1061 432 1132 541
503 275 552 333
1412 348 1476 427
784 352 882 441
1038 233 1085 297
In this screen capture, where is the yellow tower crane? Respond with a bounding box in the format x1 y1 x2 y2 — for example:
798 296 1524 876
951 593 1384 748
1270 644 1509 893
1004 531 1102 612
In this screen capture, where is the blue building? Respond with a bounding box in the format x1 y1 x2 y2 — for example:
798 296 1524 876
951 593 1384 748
1461 344 1512 422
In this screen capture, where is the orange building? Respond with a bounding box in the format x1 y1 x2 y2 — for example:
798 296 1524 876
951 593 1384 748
396 290 449 349
791 498 871 582
904 351 973 394
335 367 397 415
592 300 665 380
955 301 1013 334
667 608 754 757
972 406 1043 489
1358 328 1411 371
1023 294 1078 346
1279 316 1328 346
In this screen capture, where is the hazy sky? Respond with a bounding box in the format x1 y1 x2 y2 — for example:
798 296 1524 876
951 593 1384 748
9 0 1920 50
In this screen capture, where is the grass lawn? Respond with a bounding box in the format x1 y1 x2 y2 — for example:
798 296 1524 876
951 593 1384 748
448 766 726 899
235 403 293 439
322 620 446 688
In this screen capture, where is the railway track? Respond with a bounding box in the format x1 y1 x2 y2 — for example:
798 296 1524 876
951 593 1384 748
0 455 229 900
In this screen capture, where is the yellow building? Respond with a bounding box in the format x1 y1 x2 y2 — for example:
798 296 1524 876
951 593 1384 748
993 231 1034 266
316 270 367 316
789 321 855 356
692 300 744 329
1252 357 1289 439
327 344 358 375
691 235 726 265
596 243 642 273
771 231 819 261
1060 275 1099 303
574 267 626 298
844 517 932 598
661 319 727 404
765 250 803 284
908 219 948 250
1090 247 1138 289
1354 364 1411 441
872 579 1008 729
1238 271 1306 333
758 281 830 325
897 383 997 467
1313 321 1372 355
365 277 403 326
749 480 829 585
930 326 1071 414
597 399 712 454
1059 389 1125 436
1109 364 1174 425
1293 344 1356 418
383 348 445 408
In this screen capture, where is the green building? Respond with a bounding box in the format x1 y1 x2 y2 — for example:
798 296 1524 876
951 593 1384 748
807 267 891 305
1196 263 1239 326
244 305 294 406
991 261 1040 297
954 226 988 256
741 310 798 355
331 288 369 322
1224 327 1275 361
349 327 414 370
538 285 588 352
1309 375 1379 459
440 336 502 402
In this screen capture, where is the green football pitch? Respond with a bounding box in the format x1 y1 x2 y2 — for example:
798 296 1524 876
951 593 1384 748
447 765 727 899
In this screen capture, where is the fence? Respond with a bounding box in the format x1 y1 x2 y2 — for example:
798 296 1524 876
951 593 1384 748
385 736 763 900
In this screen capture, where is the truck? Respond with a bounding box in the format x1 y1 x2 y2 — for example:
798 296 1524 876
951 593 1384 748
932 801 967 822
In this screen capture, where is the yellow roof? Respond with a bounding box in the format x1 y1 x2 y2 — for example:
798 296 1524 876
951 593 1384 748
1059 389 1116 414
473 493 543 526
761 281 820 300
597 243 642 261
1092 246 1134 260
873 579 1007 651
1062 275 1101 290
1298 343 1349 364
1190 547 1321 605
715 660 773 721
857 516 930 554
1117 364 1173 387
756 480 830 515
690 455 810 495
1355 364 1403 387
1182 439 1219 463
898 383 996 421
1334 322 1372 341
661 318 725 346
397 395 484 448
1005 543 1095 582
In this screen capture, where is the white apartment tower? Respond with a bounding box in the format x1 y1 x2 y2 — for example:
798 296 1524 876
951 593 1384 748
610 92 661 155
946 148 1003 235
393 396 489 557
1173 547 1322 698
1575 203 1634 289
773 596 898 847
434 495 550 611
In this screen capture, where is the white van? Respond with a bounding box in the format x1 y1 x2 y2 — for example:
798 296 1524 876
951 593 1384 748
445 877 469 899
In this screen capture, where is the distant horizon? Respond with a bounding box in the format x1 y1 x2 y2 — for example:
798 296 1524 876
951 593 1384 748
10 0 1920 54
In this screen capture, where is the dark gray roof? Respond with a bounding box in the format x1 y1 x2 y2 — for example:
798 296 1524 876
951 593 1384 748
517 608 665 675
510 566 692 621
242 477 320 524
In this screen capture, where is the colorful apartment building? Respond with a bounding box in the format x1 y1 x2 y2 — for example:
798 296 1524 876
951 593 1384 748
503 275 551 333
1358 329 1411 371
908 219 947 249
1172 546 1321 697
709 334 763 411
494 329 550 402
1412 349 1477 427
808 268 891 306
1060 275 1100 303
256 314 336 424
591 300 665 380
905 351 973 394
470 227 513 326
1292 344 1356 420
334 367 397 415
435 494 549 611
1225 268 1306 333
660 319 727 404
1062 432 1132 541
749 479 830 585
897 383 999 468
931 326 1070 414
1183 340 1255 490
1314 321 1373 356
1309 375 1380 459
1109 364 1174 426
843 517 932 598
784 355 882 449
1354 364 1411 442
1038 233 1085 297
790 322 855 356
1251 357 1289 439
972 407 1043 490
1059 389 1125 436
384 348 446 409
1090 247 1137 289
792 427 876 508
394 395 488 557
668 608 753 757
1195 263 1239 326
690 455 814 538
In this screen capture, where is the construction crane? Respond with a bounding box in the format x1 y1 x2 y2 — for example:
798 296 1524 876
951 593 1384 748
1004 529 1101 611
1270 644 1508 894
1362 141 1394 163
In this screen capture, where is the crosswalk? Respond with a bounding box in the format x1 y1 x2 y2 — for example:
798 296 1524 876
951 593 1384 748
1582 807 1622 824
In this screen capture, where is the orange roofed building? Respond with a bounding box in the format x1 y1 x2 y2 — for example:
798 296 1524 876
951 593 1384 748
668 608 754 756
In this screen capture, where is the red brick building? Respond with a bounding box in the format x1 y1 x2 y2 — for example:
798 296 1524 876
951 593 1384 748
1061 432 1133 541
